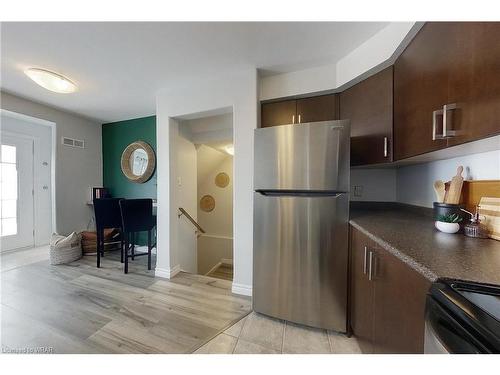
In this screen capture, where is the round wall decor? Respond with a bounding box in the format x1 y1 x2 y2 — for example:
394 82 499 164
120 140 156 183
215 172 230 188
200 195 215 212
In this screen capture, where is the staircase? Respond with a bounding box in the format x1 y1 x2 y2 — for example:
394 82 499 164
206 262 233 281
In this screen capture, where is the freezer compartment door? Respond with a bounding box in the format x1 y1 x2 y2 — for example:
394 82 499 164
254 120 350 191
253 192 349 331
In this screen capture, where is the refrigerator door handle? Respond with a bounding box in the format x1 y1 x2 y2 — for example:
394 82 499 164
256 190 345 197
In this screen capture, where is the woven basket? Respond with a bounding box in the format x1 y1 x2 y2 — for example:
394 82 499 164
49 232 82 265
81 229 120 255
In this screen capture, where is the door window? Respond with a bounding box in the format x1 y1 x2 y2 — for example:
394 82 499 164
0 144 18 236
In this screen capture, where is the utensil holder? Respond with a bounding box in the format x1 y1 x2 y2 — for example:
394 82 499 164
433 202 466 222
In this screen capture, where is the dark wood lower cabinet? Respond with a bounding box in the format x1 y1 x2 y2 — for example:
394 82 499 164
350 227 374 353
371 248 431 353
350 226 431 353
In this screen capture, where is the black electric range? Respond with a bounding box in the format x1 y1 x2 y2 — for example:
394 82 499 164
425 279 500 353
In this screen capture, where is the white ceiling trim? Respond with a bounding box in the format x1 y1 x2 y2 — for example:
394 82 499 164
259 22 421 101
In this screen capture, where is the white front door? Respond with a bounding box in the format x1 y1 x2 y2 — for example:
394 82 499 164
1 134 35 251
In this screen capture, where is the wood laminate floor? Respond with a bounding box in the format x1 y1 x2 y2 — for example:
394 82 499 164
1 247 251 354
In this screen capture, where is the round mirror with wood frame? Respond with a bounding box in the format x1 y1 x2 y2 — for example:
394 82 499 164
121 141 156 183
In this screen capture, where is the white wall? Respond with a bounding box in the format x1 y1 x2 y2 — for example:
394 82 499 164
1 91 102 235
260 64 337 102
397 150 500 208
175 126 198 273
335 23 421 88
196 145 233 274
197 145 233 237
186 113 233 144
350 169 397 202
156 69 257 296
259 22 421 101
351 150 500 206
198 236 233 275
1 113 53 245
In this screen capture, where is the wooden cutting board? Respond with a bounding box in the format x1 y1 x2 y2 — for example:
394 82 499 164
479 197 500 241
445 166 464 204
462 180 500 212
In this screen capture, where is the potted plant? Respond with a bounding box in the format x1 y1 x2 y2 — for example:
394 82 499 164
435 213 462 234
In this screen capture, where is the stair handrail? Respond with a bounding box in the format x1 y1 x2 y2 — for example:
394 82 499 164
178 207 206 237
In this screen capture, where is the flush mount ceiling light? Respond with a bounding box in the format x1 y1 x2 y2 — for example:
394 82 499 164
224 145 234 156
24 68 77 93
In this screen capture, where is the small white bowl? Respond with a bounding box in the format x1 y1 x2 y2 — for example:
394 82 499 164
435 221 460 234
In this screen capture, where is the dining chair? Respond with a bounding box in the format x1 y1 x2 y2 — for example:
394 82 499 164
93 198 124 268
119 198 155 274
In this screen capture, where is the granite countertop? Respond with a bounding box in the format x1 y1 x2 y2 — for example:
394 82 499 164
349 205 500 285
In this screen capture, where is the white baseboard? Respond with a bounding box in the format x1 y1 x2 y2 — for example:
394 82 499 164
155 264 181 279
132 244 157 254
232 282 252 297
221 258 233 265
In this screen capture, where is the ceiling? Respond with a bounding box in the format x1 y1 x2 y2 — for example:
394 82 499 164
181 113 233 153
1 22 389 123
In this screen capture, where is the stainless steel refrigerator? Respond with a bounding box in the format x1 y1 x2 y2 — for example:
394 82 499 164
253 120 350 332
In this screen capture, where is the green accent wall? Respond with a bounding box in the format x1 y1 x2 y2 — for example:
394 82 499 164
102 116 156 245
102 116 157 199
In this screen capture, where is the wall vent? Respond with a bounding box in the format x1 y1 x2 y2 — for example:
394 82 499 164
62 137 85 149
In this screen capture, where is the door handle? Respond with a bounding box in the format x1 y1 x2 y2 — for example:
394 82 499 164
292 115 295 124
368 251 375 281
432 109 444 140
298 114 301 124
363 246 368 274
443 103 458 138
383 137 388 158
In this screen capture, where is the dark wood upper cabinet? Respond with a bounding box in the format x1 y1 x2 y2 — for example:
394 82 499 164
340 67 393 166
261 99 296 128
260 94 338 128
296 94 338 123
394 23 451 160
263 23 500 159
394 22 500 160
447 22 500 147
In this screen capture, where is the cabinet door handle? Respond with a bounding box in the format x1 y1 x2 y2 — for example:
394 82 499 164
432 109 444 140
368 251 375 281
383 137 388 158
363 246 368 274
443 103 458 138
298 114 301 124
292 115 295 124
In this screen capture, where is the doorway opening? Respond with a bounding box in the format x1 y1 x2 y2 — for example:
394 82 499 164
175 109 234 281
0 110 55 253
